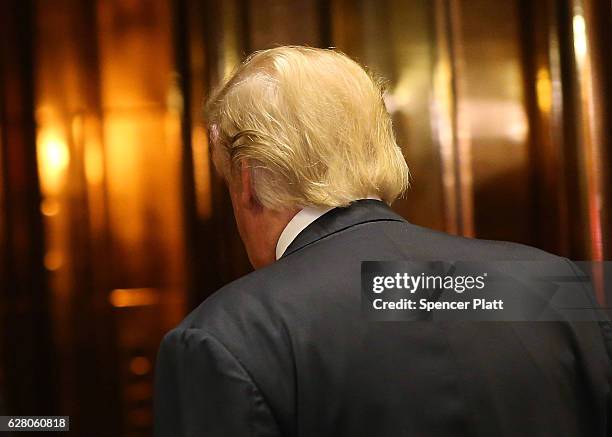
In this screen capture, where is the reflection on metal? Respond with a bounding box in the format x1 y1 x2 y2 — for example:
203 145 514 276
432 0 474 237
109 288 159 308
572 13 588 62
345 0 445 231
44 250 64 271
40 198 60 217
220 0 242 80
129 356 151 375
465 99 528 144
192 126 212 219
449 0 531 243
433 0 460 235
448 0 475 237
30 1 188 434
36 114 70 196
447 0 474 238
79 115 107 236
519 0 571 255
546 2 570 256
385 68 420 115
536 67 553 113
83 132 104 187
570 0 605 261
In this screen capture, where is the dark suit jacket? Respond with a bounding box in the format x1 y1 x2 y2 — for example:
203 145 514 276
155 200 611 436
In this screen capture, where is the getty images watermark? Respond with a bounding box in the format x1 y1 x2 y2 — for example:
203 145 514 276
361 261 612 321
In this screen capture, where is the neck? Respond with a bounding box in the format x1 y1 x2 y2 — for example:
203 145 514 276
247 207 299 269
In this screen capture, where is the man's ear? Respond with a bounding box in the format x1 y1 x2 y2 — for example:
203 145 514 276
239 161 262 211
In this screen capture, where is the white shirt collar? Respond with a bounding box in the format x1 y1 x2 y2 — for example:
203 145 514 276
275 196 382 260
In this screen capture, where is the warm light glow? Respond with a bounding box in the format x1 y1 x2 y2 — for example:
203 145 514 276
572 13 587 65
109 288 159 307
464 99 528 143
44 251 64 271
104 114 146 249
221 1 240 80
432 60 454 153
40 198 60 217
129 356 151 376
385 70 416 114
37 128 70 194
536 67 552 113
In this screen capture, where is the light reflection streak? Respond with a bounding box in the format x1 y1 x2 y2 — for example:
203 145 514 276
37 125 70 195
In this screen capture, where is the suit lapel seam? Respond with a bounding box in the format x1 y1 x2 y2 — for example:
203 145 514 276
281 218 405 259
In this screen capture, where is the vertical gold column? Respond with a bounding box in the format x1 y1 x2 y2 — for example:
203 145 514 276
568 0 607 261
432 0 474 236
33 1 121 432
447 0 532 243
520 0 571 255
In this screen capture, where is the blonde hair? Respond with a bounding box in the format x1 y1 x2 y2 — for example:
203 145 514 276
205 46 409 210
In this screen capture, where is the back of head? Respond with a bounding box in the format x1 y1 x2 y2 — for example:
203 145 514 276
205 46 410 210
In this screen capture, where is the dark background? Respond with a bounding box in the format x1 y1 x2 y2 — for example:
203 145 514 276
0 0 611 435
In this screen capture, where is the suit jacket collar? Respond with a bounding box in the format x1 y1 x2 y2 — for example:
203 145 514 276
281 199 406 259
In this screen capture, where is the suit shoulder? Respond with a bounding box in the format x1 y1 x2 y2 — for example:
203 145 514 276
398 222 563 261
176 262 295 341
